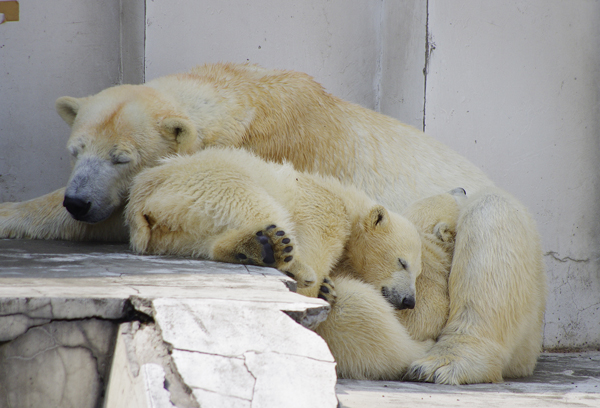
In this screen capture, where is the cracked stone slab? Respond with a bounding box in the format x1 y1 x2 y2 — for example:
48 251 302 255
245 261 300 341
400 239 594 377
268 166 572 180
1 240 335 408
104 322 197 408
153 298 338 408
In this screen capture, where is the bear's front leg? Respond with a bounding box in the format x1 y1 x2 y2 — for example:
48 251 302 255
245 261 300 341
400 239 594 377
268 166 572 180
210 223 318 289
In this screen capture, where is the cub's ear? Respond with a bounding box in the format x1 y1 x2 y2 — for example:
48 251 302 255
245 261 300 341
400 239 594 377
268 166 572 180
56 96 86 127
365 205 389 230
160 117 197 153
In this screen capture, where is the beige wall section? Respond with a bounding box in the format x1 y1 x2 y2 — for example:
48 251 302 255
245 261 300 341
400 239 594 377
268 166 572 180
422 1 600 349
144 0 383 109
378 1 427 130
0 0 144 202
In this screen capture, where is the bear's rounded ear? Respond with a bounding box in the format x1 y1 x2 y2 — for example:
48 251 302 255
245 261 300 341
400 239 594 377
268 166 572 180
56 96 86 127
365 205 389 230
160 117 197 153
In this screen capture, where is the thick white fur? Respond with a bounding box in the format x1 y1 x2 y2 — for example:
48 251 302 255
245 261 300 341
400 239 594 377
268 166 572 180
0 63 546 384
315 275 434 380
316 192 459 380
126 147 422 300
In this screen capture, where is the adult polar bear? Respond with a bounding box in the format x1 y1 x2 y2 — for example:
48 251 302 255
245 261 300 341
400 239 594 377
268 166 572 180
0 62 546 385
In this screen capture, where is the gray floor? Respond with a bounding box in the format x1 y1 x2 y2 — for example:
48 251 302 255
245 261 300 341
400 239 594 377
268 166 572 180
336 352 600 407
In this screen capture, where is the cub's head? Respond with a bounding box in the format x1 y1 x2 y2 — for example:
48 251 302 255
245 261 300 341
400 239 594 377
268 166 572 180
56 85 198 223
346 205 422 310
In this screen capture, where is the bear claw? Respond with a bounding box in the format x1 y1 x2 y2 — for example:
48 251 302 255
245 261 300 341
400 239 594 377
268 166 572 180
317 277 337 305
232 224 317 289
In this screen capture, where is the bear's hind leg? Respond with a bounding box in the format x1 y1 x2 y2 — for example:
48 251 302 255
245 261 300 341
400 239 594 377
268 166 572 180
405 187 545 385
210 223 318 289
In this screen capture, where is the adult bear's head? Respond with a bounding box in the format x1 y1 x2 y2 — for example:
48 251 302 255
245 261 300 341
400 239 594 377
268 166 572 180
56 85 198 223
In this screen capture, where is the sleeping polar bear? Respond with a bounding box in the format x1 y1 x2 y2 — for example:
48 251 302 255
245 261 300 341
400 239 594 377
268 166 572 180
0 62 546 385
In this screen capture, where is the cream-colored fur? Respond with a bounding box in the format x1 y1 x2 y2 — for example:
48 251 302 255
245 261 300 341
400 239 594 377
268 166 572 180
395 190 464 342
314 275 434 380
316 191 460 380
0 62 546 384
126 147 422 300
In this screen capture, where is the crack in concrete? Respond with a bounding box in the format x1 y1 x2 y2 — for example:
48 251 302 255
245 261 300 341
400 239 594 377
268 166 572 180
242 353 258 403
145 301 199 408
189 386 253 402
0 299 52 318
545 251 590 263
172 347 334 364
182 303 209 334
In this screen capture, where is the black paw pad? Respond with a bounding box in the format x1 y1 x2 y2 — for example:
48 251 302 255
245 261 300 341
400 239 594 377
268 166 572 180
276 230 285 236
318 293 327 301
283 246 293 253
320 285 330 294
260 238 275 264
282 238 290 244
236 253 247 260
284 256 293 263
285 271 295 278
266 224 277 230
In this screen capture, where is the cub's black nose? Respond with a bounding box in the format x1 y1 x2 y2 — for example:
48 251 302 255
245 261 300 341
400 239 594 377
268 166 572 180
402 296 416 309
63 196 92 218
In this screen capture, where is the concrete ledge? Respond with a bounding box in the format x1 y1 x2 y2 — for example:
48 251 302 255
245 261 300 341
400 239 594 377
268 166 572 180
0 239 337 408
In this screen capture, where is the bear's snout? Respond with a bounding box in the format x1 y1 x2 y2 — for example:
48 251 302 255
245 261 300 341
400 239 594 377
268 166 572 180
381 286 416 310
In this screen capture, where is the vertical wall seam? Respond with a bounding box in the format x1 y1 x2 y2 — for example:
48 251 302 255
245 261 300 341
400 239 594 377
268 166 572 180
142 0 146 84
422 0 430 132
118 0 124 85
374 0 385 113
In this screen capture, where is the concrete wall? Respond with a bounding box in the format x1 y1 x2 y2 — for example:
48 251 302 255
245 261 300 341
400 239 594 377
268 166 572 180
420 0 600 349
1 0 599 349
145 0 383 108
0 0 144 202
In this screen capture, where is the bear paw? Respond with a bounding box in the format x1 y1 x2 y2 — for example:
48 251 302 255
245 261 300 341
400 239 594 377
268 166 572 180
235 224 317 288
317 277 337 305
433 222 455 243
404 344 502 385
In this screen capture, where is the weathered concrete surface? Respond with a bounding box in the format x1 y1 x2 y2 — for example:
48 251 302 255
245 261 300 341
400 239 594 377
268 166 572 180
0 239 336 408
0 319 117 408
337 352 600 408
2 239 600 408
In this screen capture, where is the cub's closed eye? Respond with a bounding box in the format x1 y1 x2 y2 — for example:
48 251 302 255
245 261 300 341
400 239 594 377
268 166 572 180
399 258 408 269
112 155 132 164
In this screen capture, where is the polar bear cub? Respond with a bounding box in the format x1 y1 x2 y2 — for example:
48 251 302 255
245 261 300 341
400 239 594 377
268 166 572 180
315 190 464 380
125 147 423 300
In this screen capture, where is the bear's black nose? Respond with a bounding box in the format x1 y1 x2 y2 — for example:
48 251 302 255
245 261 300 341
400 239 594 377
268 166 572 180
63 196 92 218
402 296 416 309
